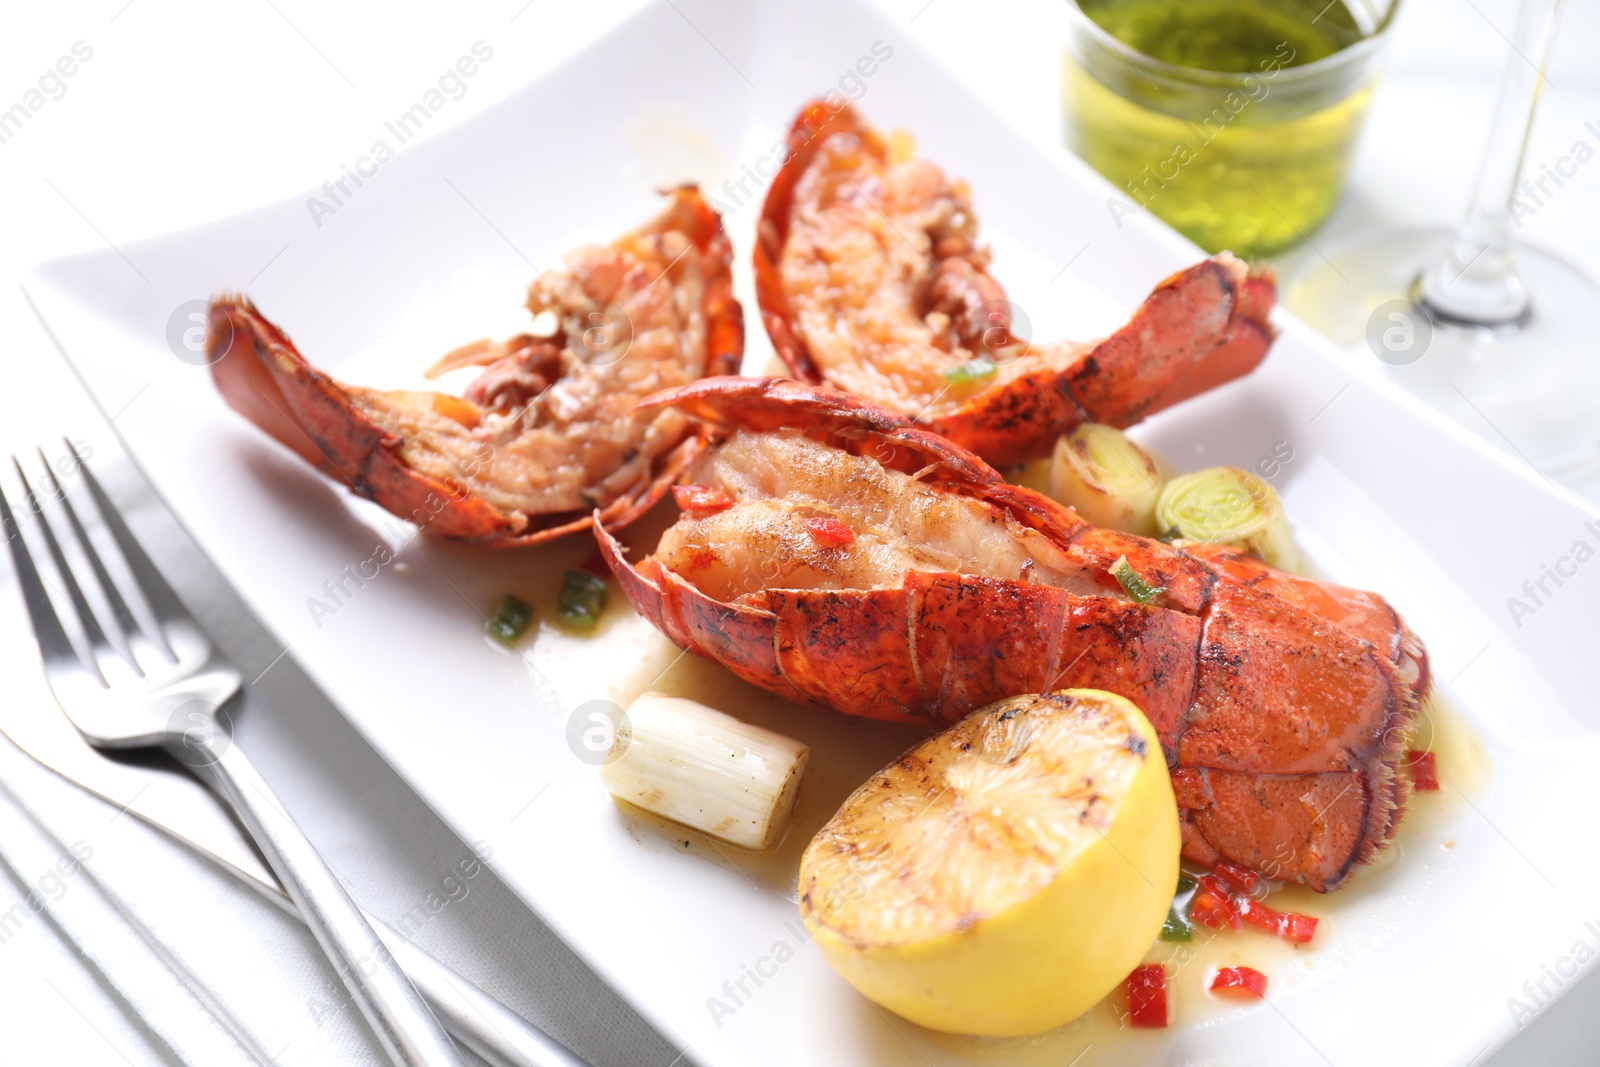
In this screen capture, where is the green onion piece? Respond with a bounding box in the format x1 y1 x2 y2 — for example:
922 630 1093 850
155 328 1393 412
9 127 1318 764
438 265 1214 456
1176 874 1197 895
1110 555 1165 606
942 358 996 384
488 594 533 643
1155 526 1185 545
1154 466 1299 572
557 570 609 630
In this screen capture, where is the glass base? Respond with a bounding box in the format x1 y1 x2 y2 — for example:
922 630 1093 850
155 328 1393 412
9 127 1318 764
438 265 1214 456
1284 227 1600 480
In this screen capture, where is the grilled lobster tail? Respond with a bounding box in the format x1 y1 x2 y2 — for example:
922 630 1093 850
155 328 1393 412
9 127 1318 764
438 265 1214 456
209 185 743 546
598 377 1429 891
754 100 1277 468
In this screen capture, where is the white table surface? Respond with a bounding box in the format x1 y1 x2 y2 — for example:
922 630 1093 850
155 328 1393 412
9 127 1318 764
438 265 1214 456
1 0 1596 1063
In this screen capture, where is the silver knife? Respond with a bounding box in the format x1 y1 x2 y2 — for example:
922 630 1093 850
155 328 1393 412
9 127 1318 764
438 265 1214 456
0 676 587 1067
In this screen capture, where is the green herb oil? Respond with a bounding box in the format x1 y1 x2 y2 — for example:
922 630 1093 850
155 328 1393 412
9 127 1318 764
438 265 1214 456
1066 0 1380 256
1076 0 1363 71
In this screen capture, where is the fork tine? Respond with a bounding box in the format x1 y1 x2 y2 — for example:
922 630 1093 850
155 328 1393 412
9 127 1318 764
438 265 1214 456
65 438 191 628
0 470 91 675
36 447 168 659
13 457 120 661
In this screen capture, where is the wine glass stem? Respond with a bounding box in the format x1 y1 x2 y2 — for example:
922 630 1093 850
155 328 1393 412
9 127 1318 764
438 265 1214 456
1417 0 1568 325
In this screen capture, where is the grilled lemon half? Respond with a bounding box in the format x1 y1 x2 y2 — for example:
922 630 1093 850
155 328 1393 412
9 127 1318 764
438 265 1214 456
798 689 1179 1036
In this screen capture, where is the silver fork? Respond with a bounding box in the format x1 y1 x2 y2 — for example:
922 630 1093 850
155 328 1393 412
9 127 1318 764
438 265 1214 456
0 444 466 1067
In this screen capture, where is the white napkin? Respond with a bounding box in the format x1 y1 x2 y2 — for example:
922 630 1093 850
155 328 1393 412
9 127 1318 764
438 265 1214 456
0 730 396 1066
0 443 682 1067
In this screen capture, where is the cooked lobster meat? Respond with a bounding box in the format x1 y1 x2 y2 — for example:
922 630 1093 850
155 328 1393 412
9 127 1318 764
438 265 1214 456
754 101 1276 467
597 378 1430 892
207 185 743 546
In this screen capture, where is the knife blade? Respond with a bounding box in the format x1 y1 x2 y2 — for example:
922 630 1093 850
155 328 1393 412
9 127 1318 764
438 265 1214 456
0 670 586 1067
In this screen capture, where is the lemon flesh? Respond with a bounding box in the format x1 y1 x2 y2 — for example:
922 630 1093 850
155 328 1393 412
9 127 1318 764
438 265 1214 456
799 689 1179 1037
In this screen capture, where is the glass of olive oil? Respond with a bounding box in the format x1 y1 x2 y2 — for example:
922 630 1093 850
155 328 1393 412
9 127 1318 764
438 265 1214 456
1063 0 1399 257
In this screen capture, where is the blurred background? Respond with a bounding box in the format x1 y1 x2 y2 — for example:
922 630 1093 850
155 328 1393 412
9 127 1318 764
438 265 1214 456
1 0 1596 1063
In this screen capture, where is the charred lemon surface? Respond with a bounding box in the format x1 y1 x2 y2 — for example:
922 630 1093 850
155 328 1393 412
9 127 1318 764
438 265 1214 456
799 689 1179 1037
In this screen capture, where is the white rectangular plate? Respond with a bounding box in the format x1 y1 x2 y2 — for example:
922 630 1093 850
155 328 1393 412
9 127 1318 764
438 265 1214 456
24 1 1600 1063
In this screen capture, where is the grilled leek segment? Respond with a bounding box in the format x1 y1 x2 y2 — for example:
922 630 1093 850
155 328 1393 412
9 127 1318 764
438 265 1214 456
798 690 1178 1037
1155 465 1299 571
600 693 809 850
1048 423 1163 535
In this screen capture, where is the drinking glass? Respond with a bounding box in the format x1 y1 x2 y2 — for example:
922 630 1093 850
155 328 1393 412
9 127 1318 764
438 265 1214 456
1062 0 1401 257
1285 0 1600 481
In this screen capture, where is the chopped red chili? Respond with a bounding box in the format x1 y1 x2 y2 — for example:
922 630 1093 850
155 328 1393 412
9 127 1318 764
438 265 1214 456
673 484 735 514
806 515 856 546
1210 966 1268 998
1213 860 1259 894
1126 964 1168 1028
1190 884 1241 931
1406 749 1440 791
1236 896 1318 944
1284 911 1319 943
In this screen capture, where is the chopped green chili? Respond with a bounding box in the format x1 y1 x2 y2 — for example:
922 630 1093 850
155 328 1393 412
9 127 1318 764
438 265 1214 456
1110 555 1166 605
1160 874 1199 941
488 594 534 643
941 358 996 384
557 570 609 630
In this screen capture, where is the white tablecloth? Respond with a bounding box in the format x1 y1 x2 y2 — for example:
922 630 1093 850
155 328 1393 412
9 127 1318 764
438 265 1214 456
1 0 1596 1063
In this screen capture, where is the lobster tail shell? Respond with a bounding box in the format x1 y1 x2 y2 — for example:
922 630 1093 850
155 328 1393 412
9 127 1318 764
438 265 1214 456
753 101 877 386
209 297 523 542
923 255 1276 468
